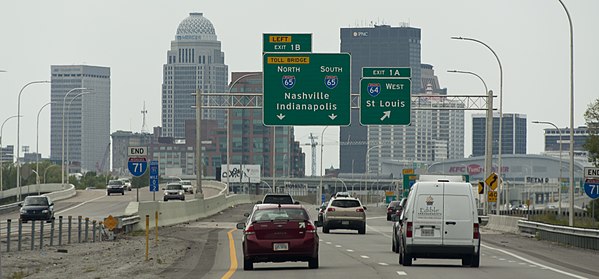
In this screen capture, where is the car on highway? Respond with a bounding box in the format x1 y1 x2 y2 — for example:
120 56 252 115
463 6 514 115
236 203 319 270
163 182 185 201
333 191 351 198
322 197 367 234
316 202 327 226
257 193 299 205
399 179 480 267
119 177 132 191
180 180 194 194
106 179 125 195
391 198 407 253
19 195 54 223
386 199 402 221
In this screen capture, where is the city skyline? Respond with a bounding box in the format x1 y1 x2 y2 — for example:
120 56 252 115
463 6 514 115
1 1 597 176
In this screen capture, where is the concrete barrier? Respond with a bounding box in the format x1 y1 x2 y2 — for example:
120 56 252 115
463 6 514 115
485 215 524 234
132 193 251 231
0 184 75 213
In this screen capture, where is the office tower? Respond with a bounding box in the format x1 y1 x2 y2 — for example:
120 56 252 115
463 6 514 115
339 24 422 174
162 12 228 138
472 113 527 157
111 130 153 175
50 65 110 173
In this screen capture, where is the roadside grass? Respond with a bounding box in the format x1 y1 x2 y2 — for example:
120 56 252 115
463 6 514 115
529 213 599 229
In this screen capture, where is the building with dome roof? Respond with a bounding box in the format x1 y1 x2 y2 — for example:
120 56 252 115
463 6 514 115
162 12 228 138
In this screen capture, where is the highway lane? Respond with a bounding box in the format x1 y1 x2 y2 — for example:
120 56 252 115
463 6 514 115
210 204 598 279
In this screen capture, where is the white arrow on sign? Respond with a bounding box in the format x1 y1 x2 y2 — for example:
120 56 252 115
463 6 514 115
380 111 391 121
277 113 285 120
328 114 337 120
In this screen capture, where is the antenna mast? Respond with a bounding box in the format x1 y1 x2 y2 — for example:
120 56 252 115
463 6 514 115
141 101 148 133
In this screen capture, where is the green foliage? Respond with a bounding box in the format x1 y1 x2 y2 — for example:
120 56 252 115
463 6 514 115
587 199 599 222
530 213 599 229
585 98 599 166
132 170 149 188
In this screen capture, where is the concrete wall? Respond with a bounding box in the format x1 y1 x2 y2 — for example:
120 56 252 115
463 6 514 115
485 215 524 234
0 183 76 213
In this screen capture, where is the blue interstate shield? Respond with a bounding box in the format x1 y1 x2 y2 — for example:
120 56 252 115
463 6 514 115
324 76 338 89
282 75 296 89
367 83 381 97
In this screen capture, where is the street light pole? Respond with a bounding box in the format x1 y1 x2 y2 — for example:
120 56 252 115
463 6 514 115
447 70 492 215
227 73 261 195
557 0 575 227
318 126 329 205
66 92 93 181
451 36 504 213
36 102 52 196
366 144 383 205
17 80 50 201
532 120 563 215
1 115 22 191
61 87 87 186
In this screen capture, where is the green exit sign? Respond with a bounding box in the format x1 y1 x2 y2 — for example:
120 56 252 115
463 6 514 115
362 67 411 78
263 33 312 52
263 53 351 126
360 78 411 125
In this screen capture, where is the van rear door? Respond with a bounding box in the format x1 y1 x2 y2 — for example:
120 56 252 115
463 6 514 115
412 182 444 246
442 183 474 246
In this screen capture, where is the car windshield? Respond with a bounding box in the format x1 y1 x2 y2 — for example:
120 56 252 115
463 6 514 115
263 195 293 204
252 208 308 222
331 199 361 208
181 181 191 185
24 197 48 206
167 184 182 190
108 180 122 185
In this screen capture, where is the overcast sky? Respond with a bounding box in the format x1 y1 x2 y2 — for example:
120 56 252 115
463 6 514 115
1 0 597 175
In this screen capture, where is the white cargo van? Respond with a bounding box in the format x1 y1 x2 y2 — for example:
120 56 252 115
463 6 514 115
399 179 480 267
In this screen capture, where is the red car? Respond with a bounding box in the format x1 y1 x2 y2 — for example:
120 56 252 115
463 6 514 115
237 204 319 270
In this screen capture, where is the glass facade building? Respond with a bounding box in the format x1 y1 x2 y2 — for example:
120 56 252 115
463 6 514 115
162 12 228 138
472 113 527 157
50 65 111 173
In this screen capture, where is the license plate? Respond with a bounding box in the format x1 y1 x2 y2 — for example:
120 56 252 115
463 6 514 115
341 221 350 225
421 227 434 237
273 243 289 251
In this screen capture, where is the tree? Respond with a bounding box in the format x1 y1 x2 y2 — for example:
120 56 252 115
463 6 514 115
584 98 599 167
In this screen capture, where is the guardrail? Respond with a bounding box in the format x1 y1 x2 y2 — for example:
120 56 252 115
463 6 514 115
518 220 599 251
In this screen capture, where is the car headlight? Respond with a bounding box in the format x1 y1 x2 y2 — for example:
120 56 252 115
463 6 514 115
42 210 49 214
164 192 168 196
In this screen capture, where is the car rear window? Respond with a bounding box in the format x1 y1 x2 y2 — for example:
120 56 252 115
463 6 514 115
263 195 293 204
388 201 400 207
331 200 361 208
252 208 308 222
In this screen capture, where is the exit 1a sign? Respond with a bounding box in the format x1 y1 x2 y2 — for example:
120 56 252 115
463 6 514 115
362 67 411 78
360 78 411 125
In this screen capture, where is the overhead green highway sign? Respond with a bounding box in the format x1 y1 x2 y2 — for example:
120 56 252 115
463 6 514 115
263 33 312 53
362 67 411 78
360 78 411 125
263 53 351 126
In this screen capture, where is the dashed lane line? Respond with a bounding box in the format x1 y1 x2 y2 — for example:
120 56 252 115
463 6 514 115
56 195 106 215
397 271 407 276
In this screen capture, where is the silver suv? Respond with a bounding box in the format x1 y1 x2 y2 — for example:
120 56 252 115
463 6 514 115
322 197 367 234
163 183 185 201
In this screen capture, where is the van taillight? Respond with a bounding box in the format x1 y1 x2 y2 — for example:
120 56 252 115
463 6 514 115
327 208 335 212
244 224 256 235
356 208 364 213
306 221 316 233
473 223 480 239
406 222 413 238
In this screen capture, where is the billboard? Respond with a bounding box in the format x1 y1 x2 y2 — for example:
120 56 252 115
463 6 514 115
221 164 261 183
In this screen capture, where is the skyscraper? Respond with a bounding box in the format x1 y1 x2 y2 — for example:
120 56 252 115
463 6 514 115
472 113 527 157
162 12 228 138
50 65 110 173
339 25 422 174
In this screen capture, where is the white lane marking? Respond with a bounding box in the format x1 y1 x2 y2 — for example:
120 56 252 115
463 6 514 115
360 255 370 259
482 243 587 279
397 271 407 276
335 245 342 248
529 265 537 268
325 242 332 245
56 195 106 215
519 262 526 265
346 249 354 252
499 258 506 261
509 260 516 263
378 263 388 266
367 216 386 220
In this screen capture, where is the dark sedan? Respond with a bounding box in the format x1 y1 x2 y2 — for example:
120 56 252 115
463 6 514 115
20 196 54 223
237 204 319 270
386 200 401 221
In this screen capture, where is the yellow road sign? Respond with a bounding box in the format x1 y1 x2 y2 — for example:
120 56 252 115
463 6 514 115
478 181 484 194
485 172 499 191
488 191 497 202
104 215 118 231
